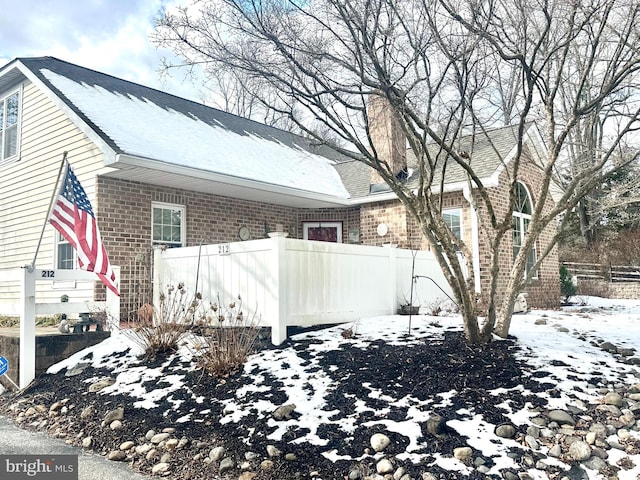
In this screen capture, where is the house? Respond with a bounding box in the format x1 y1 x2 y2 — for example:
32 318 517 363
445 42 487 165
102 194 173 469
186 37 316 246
0 57 559 319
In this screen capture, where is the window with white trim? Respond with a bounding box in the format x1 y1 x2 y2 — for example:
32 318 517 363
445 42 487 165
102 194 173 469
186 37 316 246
0 89 20 162
512 182 537 277
302 221 342 243
152 203 185 247
56 232 75 269
442 208 462 239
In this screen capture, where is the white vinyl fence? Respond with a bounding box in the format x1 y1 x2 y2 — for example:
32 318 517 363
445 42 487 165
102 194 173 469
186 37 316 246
0 267 120 388
153 235 453 344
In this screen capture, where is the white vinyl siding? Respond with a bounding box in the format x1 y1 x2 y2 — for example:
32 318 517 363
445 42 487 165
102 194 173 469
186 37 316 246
0 81 104 303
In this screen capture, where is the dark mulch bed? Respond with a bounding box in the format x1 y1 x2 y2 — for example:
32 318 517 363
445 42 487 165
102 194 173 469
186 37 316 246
0 329 556 480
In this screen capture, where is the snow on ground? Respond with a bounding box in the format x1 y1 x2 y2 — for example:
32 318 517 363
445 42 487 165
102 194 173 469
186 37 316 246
48 297 640 478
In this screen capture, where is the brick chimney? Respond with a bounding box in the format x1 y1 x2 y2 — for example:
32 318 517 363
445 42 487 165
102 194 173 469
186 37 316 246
368 94 407 187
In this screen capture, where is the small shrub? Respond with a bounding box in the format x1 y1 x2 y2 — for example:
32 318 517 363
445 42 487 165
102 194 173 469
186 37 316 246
559 265 577 304
425 297 458 316
122 282 197 360
194 295 260 378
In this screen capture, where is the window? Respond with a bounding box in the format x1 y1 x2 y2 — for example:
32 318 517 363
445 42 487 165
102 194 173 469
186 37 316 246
512 182 537 277
303 221 342 243
152 203 185 247
56 232 75 269
0 89 20 162
442 209 462 239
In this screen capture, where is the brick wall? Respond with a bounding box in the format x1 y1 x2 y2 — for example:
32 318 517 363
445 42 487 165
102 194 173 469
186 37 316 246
472 151 560 309
95 177 360 308
94 159 559 315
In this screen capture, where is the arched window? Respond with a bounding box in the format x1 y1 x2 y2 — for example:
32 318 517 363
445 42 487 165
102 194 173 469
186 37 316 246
512 182 537 277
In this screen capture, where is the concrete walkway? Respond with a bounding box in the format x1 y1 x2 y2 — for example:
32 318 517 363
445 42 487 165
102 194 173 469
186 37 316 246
0 415 150 479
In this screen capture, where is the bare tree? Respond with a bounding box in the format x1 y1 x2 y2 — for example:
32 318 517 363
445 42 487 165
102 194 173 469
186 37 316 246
154 0 640 343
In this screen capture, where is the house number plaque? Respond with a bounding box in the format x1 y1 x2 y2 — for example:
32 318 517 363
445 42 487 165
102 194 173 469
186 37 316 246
218 244 230 255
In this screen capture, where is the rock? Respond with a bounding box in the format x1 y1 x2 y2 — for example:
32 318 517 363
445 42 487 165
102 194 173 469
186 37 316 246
177 437 189 449
530 416 547 427
495 424 517 438
376 458 394 474
107 450 126 461
219 458 235 474
109 420 123 431
160 453 171 463
162 427 176 434
80 406 94 419
65 363 90 377
568 440 591 461
88 378 115 393
583 456 607 472
209 446 226 462
165 439 179 450
103 407 124 424
617 347 635 357
145 429 156 441
548 444 562 457
120 441 135 451
348 469 362 480
585 431 597 445
526 425 540 438
146 449 157 461
284 453 297 461
453 447 472 461
239 473 257 480
600 341 617 352
394 466 406 479
82 437 92 448
135 444 153 455
548 409 576 426
426 414 446 435
370 433 391 452
524 435 539 450
25 407 37 417
604 392 624 407
589 423 607 439
150 433 171 444
245 452 259 461
272 403 296 421
260 460 275 471
152 462 170 474
266 445 281 457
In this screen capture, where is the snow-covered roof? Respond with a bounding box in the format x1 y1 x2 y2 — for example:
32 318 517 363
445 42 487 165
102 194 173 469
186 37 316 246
12 57 351 206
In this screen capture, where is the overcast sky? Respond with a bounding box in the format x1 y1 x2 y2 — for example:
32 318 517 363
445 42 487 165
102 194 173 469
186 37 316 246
0 0 202 102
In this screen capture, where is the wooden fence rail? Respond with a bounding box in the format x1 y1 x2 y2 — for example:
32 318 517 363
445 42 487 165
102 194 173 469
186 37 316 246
562 262 640 283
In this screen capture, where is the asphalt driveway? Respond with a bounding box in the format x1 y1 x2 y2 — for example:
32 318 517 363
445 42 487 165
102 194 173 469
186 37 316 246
0 415 149 480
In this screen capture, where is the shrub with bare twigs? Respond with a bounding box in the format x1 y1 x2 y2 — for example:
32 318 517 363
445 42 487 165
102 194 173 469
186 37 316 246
122 282 198 360
193 294 261 378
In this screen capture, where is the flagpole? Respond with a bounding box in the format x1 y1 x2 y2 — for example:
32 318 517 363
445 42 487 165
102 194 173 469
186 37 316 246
30 151 68 270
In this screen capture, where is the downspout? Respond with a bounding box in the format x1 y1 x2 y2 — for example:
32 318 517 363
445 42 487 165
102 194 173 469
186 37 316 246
463 186 481 294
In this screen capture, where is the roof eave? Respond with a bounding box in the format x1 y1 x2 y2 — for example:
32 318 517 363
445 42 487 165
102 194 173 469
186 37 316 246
11 59 118 163
112 154 353 207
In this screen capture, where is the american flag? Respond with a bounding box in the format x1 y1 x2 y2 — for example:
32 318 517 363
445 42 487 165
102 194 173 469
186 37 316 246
48 161 120 296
